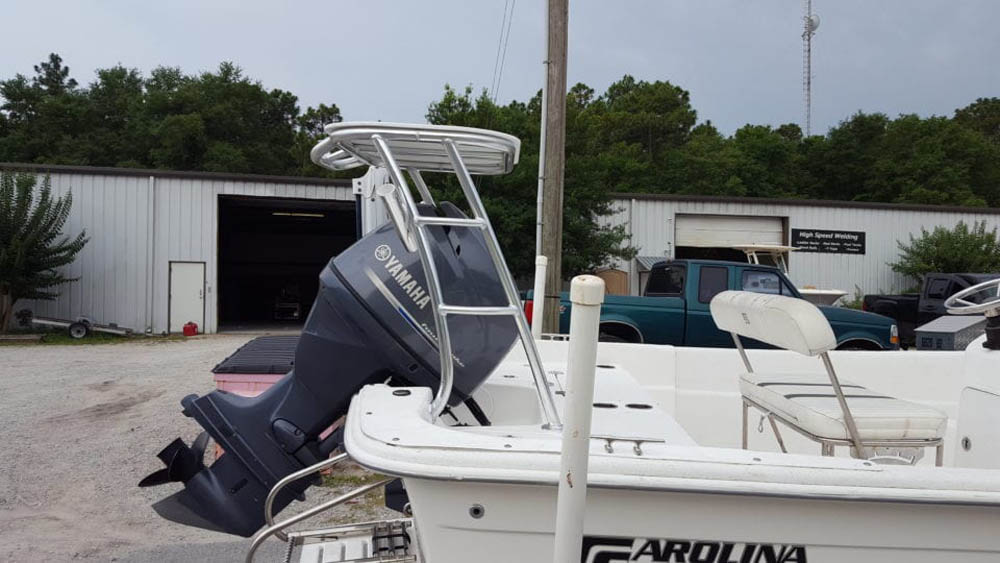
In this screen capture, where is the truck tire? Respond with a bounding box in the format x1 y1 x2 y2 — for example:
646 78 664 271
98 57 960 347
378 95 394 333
836 340 880 351
598 323 642 343
598 333 628 343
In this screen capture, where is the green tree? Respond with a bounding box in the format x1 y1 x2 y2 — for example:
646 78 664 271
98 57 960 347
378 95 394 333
867 115 998 206
726 124 805 198
290 103 344 176
805 111 890 201
426 84 636 279
0 53 90 165
891 221 1000 283
955 97 1000 145
0 171 89 332
0 55 349 177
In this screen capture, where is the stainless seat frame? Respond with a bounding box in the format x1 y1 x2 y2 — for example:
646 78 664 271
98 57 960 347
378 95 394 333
732 333 944 466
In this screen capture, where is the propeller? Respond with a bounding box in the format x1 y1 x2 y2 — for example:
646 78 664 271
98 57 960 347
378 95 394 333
139 432 210 487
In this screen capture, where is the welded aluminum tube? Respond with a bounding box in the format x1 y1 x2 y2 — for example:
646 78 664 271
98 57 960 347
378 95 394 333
245 478 394 563
553 275 605 563
264 452 348 542
531 256 548 339
443 138 562 429
371 135 453 419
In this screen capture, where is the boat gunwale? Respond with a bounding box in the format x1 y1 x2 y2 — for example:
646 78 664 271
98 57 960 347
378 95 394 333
345 385 1000 508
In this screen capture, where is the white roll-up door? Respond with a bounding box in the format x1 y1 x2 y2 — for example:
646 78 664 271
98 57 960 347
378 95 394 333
675 214 783 247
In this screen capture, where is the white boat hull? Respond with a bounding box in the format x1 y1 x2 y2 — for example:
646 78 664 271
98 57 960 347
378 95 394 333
337 338 1000 563
405 477 1000 562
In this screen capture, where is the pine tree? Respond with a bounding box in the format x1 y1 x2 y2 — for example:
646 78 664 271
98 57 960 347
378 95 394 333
0 171 88 332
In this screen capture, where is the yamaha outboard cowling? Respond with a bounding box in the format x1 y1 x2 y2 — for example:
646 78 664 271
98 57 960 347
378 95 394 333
142 203 517 537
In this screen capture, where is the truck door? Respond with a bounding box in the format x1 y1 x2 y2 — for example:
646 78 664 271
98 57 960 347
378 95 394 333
639 263 687 344
684 264 733 347
920 276 954 326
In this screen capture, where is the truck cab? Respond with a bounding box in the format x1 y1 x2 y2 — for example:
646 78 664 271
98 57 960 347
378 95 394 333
551 259 898 350
864 273 1000 347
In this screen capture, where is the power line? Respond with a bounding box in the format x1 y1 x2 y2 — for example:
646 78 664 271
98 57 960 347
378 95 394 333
493 0 517 105
489 0 511 100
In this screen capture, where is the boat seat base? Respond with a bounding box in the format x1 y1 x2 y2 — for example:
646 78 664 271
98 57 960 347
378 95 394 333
740 371 948 443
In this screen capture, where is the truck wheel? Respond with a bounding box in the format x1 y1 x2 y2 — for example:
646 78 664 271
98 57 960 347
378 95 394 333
597 323 642 343
836 340 879 351
598 333 627 343
68 322 90 339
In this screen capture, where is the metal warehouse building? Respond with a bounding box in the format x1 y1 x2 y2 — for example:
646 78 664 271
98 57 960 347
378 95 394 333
604 193 1000 297
7 164 357 334
10 161 1000 334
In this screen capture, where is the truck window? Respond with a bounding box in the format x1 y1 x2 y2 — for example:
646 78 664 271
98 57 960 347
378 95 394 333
741 270 782 295
781 279 797 296
646 265 685 296
699 266 728 303
925 278 951 299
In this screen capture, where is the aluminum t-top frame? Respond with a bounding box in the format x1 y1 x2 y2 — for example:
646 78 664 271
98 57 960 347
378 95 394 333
312 122 562 429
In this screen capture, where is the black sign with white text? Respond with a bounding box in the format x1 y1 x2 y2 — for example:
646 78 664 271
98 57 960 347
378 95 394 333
791 228 866 254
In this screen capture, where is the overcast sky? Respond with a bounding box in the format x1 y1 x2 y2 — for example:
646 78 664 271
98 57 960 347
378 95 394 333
2 1 998 135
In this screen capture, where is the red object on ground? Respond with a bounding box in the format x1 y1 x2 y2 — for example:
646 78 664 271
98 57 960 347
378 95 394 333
182 322 198 336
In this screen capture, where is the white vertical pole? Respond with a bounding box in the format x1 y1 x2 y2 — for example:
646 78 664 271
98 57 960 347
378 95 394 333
552 275 605 563
531 255 548 339
534 0 549 257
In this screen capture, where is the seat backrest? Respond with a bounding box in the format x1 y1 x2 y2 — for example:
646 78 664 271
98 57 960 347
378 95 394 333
710 291 836 356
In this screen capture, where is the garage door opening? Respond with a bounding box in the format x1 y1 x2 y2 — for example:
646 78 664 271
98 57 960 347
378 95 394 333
218 196 357 330
674 214 786 264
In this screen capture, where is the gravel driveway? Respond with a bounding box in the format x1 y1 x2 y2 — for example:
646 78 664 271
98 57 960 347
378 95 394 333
0 335 390 562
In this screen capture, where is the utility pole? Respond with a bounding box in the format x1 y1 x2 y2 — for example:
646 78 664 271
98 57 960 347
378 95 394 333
540 0 568 333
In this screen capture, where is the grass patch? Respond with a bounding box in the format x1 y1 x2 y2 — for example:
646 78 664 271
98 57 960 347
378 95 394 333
321 471 388 488
0 328 188 346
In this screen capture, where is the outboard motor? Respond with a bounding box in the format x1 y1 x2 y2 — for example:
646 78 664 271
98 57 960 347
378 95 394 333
140 203 517 537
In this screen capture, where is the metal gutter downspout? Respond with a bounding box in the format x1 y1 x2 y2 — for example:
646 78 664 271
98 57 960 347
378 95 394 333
145 175 156 333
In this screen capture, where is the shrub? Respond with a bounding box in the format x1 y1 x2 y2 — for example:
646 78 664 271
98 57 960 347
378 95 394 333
891 220 1000 282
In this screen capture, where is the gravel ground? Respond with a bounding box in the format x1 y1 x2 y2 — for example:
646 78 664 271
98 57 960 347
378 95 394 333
0 335 394 562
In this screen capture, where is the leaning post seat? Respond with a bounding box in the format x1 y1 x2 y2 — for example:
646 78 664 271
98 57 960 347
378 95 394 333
710 291 947 465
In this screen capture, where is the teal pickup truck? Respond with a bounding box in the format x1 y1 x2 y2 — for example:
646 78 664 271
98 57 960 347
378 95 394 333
536 259 899 350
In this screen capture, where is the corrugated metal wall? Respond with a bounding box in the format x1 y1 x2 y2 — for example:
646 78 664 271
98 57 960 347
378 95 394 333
603 196 1000 297
16 169 353 334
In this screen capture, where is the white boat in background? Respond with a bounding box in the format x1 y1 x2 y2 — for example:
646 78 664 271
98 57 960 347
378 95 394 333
222 123 1000 563
732 244 849 306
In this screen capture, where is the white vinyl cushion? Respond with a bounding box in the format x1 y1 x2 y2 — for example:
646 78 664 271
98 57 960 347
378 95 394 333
741 371 947 441
710 291 836 356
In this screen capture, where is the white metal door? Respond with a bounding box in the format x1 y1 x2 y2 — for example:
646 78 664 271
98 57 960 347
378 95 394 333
675 214 783 247
169 262 205 333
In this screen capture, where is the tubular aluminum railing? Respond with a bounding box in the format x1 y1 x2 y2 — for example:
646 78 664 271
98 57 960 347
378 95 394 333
313 125 562 429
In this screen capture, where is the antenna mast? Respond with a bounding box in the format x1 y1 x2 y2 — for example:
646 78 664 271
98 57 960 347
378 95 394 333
802 0 819 136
